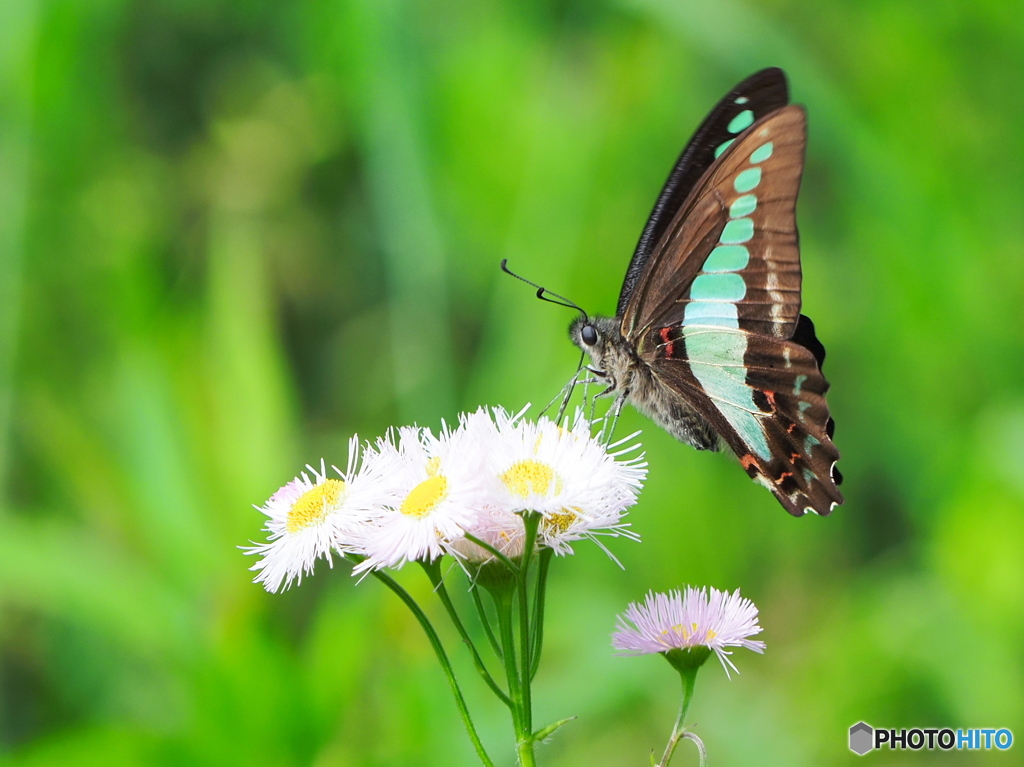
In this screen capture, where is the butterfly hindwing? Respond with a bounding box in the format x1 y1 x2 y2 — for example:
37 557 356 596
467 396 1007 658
647 325 842 516
618 68 790 316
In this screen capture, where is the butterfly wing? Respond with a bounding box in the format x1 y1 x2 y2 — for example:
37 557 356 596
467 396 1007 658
646 324 842 516
618 68 790 316
626 105 843 516
624 106 806 339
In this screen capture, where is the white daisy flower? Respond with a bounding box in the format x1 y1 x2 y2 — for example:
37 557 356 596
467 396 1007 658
489 407 646 555
612 587 766 676
245 438 379 592
354 423 488 572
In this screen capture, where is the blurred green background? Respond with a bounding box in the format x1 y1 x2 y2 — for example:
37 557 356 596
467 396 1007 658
2 0 1022 764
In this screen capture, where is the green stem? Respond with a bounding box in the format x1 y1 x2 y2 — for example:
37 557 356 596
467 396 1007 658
518 512 538 577
529 548 553 680
491 582 536 766
679 666 697 729
471 585 503 659
420 561 512 707
493 588 523 724
367 566 495 767
659 667 699 767
517 736 538 767
517 514 541 734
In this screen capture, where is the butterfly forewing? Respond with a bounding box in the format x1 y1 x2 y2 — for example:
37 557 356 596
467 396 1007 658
618 68 790 315
625 106 807 341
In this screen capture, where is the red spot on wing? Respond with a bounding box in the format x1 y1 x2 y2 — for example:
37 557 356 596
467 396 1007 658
774 471 794 485
764 390 777 409
659 326 675 357
740 453 759 477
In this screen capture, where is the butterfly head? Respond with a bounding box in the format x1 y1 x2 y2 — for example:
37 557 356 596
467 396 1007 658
571 318 598 349
569 315 601 350
569 315 634 389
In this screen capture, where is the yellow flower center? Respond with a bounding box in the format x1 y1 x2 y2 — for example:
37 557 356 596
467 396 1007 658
663 623 716 644
501 459 563 498
286 479 345 533
543 508 580 534
401 475 449 517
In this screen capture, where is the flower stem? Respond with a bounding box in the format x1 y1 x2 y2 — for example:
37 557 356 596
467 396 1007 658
367 566 495 767
471 586 503 659
517 735 538 767
517 513 541 734
420 561 512 707
529 548 553 680
489 579 536 766
658 667 700 767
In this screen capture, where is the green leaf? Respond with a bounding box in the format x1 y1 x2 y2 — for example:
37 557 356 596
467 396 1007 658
531 716 576 743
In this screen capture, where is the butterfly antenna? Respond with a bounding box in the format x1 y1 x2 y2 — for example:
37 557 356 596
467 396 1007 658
500 259 588 320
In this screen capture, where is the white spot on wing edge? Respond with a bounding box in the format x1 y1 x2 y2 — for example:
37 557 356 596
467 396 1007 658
765 258 786 331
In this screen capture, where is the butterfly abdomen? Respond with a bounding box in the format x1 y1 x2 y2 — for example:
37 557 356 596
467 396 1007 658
630 377 721 451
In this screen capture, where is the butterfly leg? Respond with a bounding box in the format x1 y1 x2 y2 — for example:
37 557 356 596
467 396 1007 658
600 389 629 444
544 368 589 425
589 367 623 400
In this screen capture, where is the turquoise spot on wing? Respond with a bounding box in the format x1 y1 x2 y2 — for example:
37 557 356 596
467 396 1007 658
690 272 746 301
702 245 749 272
735 96 749 104
729 194 757 218
734 167 762 193
683 301 739 328
797 399 811 422
750 142 774 163
684 329 770 460
794 375 807 395
804 434 820 453
803 468 816 484
720 217 754 244
714 138 735 158
727 110 754 133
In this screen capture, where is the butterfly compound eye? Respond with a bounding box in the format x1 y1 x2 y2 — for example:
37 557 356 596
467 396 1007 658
581 324 598 346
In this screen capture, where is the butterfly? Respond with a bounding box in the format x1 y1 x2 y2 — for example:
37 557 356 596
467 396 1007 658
569 68 843 516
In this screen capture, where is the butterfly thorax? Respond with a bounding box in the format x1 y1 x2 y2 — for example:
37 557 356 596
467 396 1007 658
569 315 720 451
